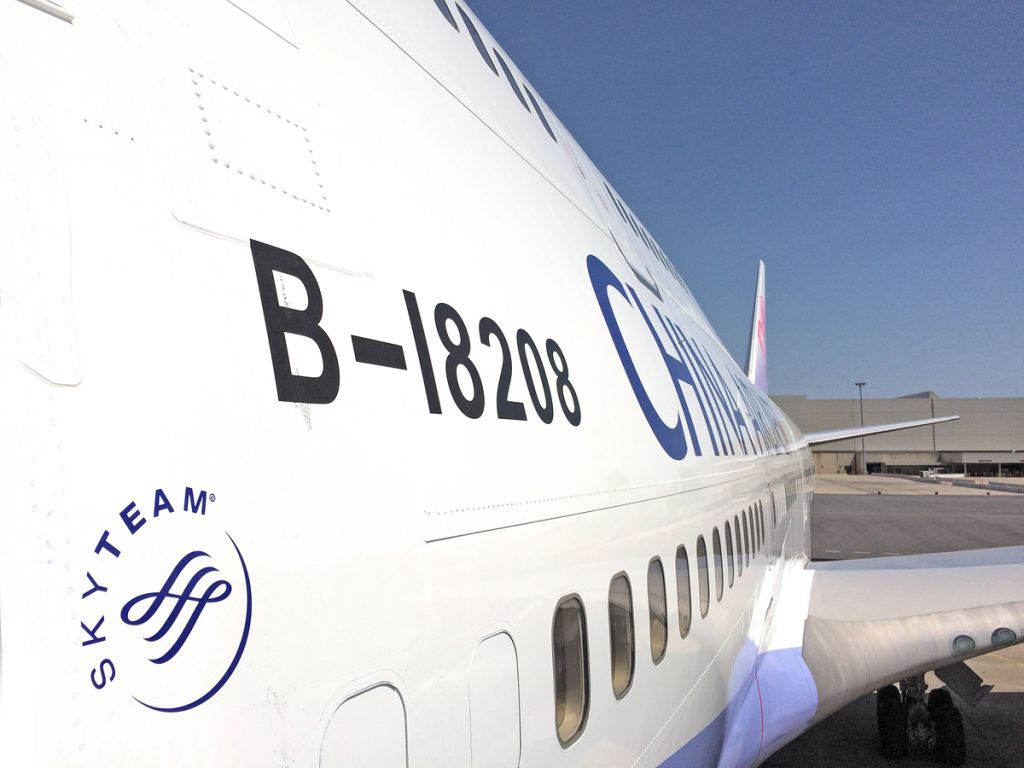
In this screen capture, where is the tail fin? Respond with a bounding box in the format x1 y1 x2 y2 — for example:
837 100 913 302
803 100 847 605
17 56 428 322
746 260 767 392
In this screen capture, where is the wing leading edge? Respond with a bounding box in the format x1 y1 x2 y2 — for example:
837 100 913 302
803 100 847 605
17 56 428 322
804 415 959 446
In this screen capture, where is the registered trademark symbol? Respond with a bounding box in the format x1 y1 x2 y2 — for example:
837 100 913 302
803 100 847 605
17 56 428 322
209 494 216 502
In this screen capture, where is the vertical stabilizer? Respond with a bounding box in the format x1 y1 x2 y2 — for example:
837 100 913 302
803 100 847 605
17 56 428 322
746 261 767 392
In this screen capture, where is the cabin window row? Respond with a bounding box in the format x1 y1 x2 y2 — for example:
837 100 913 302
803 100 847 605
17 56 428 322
601 181 682 285
551 499 771 747
431 0 558 142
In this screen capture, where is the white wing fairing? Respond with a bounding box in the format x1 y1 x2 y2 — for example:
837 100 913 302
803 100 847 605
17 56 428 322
0 2 1020 767
801 548 1024 726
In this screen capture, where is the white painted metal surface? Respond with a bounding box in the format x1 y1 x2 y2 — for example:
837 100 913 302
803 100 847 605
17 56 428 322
321 684 407 767
0 2 1020 766
469 632 521 768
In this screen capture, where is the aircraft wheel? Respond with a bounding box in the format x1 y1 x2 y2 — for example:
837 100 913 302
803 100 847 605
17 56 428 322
928 688 953 716
877 685 908 758
878 684 900 705
933 705 966 766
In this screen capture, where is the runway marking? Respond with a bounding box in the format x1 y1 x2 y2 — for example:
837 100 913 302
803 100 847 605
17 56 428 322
882 552 901 556
825 549 841 554
853 551 871 555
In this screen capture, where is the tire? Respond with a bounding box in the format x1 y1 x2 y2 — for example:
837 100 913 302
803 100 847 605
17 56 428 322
928 688 954 716
878 684 901 704
934 705 966 766
876 685 908 758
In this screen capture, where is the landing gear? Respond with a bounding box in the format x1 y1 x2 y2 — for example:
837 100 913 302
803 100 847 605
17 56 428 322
876 684 907 758
903 675 937 756
875 676 966 766
928 687 953 715
933 701 966 765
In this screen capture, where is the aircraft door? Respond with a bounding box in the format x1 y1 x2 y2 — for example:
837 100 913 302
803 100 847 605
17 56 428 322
468 632 521 768
320 683 407 767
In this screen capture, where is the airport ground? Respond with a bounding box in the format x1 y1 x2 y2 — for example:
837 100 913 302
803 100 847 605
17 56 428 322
764 474 1024 768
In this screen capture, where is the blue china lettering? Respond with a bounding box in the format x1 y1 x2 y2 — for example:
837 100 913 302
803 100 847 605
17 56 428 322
586 254 689 460
588 253 789 461
626 285 703 458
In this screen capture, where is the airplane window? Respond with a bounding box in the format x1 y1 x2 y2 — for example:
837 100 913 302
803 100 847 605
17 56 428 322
492 48 530 112
734 515 742 577
524 86 557 142
552 596 589 746
608 573 635 699
613 197 630 226
675 546 692 638
643 230 659 260
749 507 757 553
604 185 630 226
647 558 668 665
724 521 735 587
696 536 710 618
625 211 643 239
751 507 758 555
648 235 663 264
432 0 458 30
456 5 498 76
712 528 724 602
637 223 654 253
742 510 750 566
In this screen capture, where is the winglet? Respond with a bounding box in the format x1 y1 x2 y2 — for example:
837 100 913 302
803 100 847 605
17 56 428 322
746 260 767 392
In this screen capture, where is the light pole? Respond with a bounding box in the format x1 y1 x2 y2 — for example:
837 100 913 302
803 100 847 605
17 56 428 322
855 382 867 475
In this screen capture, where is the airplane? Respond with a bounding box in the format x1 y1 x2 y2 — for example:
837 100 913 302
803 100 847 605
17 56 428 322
1 1 1020 766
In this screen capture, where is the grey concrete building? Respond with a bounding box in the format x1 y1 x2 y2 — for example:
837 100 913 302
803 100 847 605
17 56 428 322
771 392 1024 476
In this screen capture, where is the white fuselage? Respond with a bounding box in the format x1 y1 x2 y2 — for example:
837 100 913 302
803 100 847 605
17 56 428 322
0 1 816 766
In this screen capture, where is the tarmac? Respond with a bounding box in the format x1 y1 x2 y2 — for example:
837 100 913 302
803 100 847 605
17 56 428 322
763 474 1024 768
811 474 1021 496
810 475 1024 561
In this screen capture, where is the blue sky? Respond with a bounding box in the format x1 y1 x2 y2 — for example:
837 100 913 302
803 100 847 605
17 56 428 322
468 2 1023 398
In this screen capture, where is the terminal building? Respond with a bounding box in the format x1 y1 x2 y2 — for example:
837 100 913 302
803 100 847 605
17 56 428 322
771 392 1024 476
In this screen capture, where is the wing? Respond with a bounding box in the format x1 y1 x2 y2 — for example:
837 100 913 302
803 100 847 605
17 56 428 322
802 546 1024 722
804 415 959 446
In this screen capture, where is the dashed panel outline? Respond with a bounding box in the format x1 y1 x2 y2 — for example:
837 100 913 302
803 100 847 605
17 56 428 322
424 472 742 517
189 67 330 213
80 117 136 143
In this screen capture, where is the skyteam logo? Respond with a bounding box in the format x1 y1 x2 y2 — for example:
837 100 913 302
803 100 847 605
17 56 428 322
78 487 252 712
121 551 235 664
